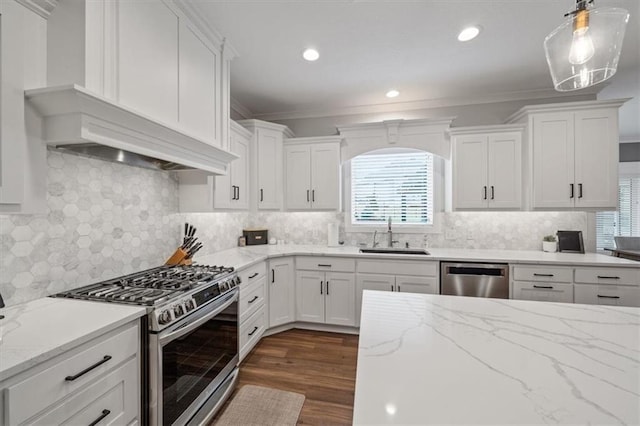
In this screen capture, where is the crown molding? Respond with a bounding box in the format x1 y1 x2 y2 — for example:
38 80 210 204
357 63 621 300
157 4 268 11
506 98 631 123
15 0 58 19
250 86 601 122
236 119 295 138
284 136 343 145
448 123 526 135
230 97 253 120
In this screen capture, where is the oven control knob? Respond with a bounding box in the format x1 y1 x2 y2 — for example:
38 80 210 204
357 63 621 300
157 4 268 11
228 279 236 289
185 299 195 312
174 305 184 318
158 310 172 325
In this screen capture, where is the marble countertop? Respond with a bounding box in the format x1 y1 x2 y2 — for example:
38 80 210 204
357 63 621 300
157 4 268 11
195 245 640 271
354 291 640 425
0 298 146 381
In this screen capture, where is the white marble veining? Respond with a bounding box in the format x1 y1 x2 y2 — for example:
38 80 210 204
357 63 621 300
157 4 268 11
195 245 640 272
0 298 146 381
354 291 640 425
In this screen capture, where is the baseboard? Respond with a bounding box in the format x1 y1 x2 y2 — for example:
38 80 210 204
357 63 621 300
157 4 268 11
263 322 360 337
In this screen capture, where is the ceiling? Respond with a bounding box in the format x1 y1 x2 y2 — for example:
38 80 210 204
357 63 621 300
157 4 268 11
193 0 639 126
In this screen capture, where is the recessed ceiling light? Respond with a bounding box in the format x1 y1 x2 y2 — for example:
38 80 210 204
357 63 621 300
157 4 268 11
386 89 400 98
303 48 320 61
457 26 481 42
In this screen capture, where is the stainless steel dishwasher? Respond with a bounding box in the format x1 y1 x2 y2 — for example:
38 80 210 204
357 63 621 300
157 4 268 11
440 262 509 299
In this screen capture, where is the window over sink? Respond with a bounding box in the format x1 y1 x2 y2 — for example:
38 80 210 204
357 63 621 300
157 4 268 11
348 149 435 232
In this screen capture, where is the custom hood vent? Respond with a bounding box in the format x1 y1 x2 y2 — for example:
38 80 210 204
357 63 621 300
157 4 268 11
25 85 238 174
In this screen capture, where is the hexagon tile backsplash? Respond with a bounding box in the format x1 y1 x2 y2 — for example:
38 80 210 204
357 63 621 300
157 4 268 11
1 150 594 307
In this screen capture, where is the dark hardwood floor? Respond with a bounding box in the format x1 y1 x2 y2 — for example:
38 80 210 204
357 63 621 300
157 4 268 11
214 329 359 425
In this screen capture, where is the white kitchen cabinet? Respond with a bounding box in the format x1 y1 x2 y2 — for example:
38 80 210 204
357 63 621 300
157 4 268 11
213 121 251 209
296 257 356 326
507 99 625 210
356 259 439 324
512 281 574 303
268 257 295 327
451 125 523 210
574 284 640 307
238 262 267 361
179 120 250 212
284 137 342 210
238 119 294 210
0 320 141 425
0 0 48 214
47 0 233 147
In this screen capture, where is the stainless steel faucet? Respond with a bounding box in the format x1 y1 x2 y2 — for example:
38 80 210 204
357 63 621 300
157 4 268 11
387 217 398 248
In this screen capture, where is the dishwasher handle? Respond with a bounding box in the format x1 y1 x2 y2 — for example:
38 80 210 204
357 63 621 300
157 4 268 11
444 263 507 277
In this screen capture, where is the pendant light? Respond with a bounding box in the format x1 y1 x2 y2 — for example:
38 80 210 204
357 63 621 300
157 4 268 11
544 0 630 91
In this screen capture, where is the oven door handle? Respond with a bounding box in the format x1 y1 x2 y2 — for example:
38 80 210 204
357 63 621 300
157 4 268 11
158 292 237 346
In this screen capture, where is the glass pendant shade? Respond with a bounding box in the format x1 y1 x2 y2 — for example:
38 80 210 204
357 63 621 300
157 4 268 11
544 7 630 91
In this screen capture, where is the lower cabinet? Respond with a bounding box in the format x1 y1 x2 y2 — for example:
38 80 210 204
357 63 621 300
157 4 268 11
296 270 356 326
0 321 140 425
238 261 268 362
268 257 295 327
511 265 574 303
574 284 640 307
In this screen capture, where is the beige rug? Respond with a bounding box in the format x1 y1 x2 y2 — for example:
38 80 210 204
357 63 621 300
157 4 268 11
214 385 305 426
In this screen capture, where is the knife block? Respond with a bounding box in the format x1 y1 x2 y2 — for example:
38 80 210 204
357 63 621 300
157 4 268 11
164 248 193 266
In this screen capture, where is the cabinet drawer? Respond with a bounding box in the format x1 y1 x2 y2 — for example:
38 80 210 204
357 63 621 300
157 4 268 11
296 256 355 272
358 259 438 277
512 266 572 283
239 277 266 324
28 357 138 425
574 267 639 286
238 261 267 286
6 322 139 425
513 281 574 303
396 275 439 295
574 284 640 307
240 306 266 362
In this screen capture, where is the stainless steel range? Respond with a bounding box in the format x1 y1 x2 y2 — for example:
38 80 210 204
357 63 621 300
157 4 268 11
53 264 240 425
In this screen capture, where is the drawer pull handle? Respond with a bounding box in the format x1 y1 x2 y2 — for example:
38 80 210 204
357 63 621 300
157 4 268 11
533 285 554 289
88 409 111 426
248 296 259 304
248 326 259 336
248 272 259 279
65 355 112 381
271 269 275 283
597 295 620 299
597 276 620 279
533 273 554 277
326 280 329 295
317 264 332 267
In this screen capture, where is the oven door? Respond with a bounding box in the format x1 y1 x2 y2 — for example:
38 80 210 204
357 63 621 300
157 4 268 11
149 290 239 426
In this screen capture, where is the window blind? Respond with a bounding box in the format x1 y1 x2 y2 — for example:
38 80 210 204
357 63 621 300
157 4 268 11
351 151 433 226
596 176 640 250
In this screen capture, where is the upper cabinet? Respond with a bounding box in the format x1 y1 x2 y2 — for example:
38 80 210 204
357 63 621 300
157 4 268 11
237 119 294 211
508 99 626 210
47 0 233 149
451 125 523 210
178 121 250 212
284 137 342 211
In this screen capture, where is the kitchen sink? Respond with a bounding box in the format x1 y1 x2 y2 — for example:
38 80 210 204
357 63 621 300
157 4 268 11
359 247 430 255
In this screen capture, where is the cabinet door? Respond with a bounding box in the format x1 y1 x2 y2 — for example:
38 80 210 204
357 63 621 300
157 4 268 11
487 132 521 209
257 128 282 210
356 274 395 325
118 1 179 125
311 143 341 210
396 275 438 295
178 22 218 143
284 145 312 210
512 281 574 303
230 134 249 209
325 272 355 326
453 135 488 209
296 270 325 323
532 112 575 209
574 108 619 209
268 258 294 327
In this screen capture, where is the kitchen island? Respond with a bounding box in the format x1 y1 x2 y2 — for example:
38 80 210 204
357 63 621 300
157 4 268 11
354 290 640 425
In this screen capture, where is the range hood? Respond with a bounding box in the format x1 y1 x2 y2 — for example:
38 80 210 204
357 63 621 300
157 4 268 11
25 85 238 174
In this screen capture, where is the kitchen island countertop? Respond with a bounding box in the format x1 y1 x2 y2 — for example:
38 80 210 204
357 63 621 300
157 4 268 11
354 290 640 425
196 245 640 271
0 297 146 381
